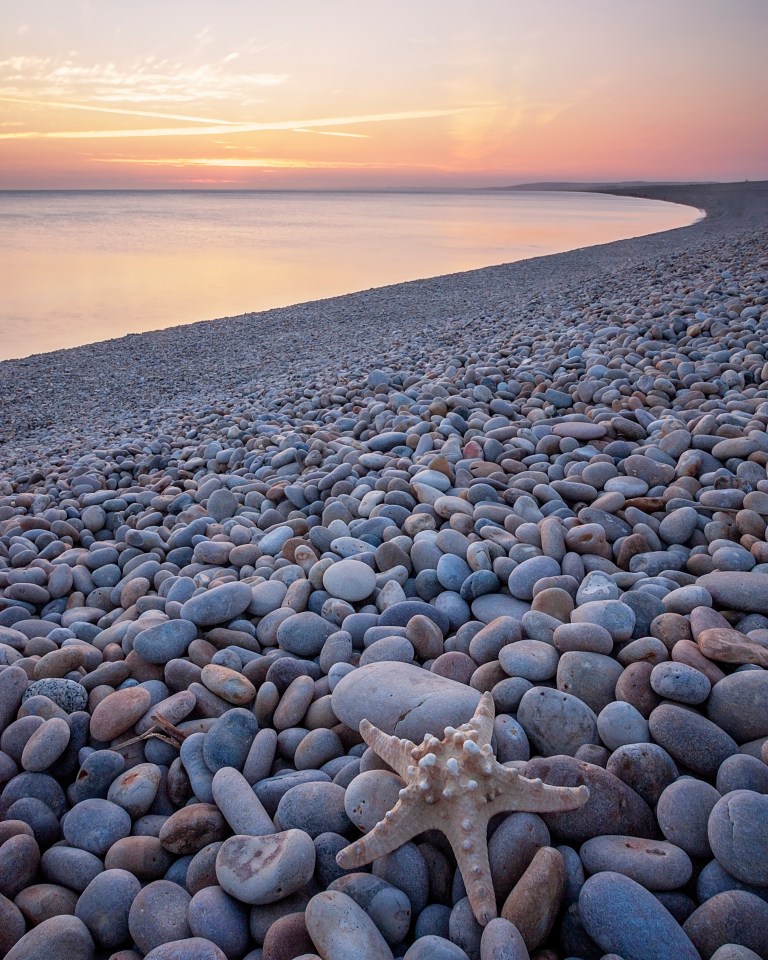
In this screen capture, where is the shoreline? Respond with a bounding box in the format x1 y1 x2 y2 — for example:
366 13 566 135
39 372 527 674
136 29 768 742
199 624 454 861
1 181 764 480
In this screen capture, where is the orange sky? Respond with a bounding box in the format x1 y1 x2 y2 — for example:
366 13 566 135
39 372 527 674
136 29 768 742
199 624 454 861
0 0 766 189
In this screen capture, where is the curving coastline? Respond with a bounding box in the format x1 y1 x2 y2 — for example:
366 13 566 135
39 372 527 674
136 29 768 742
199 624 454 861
0 182 763 478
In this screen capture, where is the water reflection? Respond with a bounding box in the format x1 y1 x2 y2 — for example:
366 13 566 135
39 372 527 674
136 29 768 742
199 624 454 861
0 190 700 360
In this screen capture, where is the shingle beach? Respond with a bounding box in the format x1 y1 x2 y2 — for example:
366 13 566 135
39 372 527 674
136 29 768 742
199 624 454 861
1 181 768 960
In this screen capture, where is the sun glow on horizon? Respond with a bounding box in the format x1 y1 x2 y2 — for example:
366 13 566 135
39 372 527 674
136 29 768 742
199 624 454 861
0 0 765 189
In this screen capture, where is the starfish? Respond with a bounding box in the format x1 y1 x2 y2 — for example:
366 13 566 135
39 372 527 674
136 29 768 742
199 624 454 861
336 691 590 925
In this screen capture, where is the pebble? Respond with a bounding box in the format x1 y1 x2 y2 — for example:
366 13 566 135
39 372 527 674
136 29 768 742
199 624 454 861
323 558 377 602
305 891 394 960
656 778 721 858
708 789 768 885
579 835 692 890
683 891 768 960
216 831 316 904
579 871 700 960
517 687 599 757
4 915 95 960
62 798 132 855
75 868 141 949
331 661 480 741
128 880 192 955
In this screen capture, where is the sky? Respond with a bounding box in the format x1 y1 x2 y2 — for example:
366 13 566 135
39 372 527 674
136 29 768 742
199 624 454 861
0 0 765 189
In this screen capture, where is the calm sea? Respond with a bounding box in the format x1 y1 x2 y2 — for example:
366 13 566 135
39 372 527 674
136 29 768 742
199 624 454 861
0 190 700 361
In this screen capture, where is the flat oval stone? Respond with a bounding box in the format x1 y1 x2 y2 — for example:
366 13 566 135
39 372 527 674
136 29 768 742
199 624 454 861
216 830 316 904
75 868 141 949
128 880 192 955
698 572 768 613
343 770 404 833
200 664 255 706
332 662 481 742
517 687 599 757
650 662 711 705
305 890 394 960
323 559 377 602
21 717 70 772
683 890 768 960
4 915 95 960
707 671 768 742
134 619 197 665
276 611 337 657
180 582 253 627
657 778 720 858
606 742 678 808
708 790 768 885
579 835 692 891
143 939 228 960
62 798 131 856
159 804 227 855
499 639 559 682
649 704 737 778
579 871 700 960
90 687 152 742
524 755 656 843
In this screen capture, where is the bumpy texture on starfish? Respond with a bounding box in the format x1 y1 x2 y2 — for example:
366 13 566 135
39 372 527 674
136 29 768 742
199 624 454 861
336 691 590 925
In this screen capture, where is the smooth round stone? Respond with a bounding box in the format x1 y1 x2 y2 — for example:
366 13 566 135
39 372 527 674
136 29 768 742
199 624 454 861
276 612 337 658
107 762 161 818
188 885 249 959
211 768 275 837
294 728 344 771
0 892 26 957
716 754 768 795
500 845 564 950
487 812 550 901
200 664 256 706
14 882 78 926
557 652 624 714
579 835 692 890
62 798 131 855
332 662 481 742
90 687 152 742
479 918 529 960
143 937 228 960
659 508 700 545
40 846 103 893
552 422 606 440
0 833 40 899
203 709 259 772
650 662 711 705
570 600 635 641
22 679 87 714
507 556 561 601
4 915 95 960
597 701 649 751
579 871 700 960
406 935 469 959
277 781 350 838
649 704 737 778
305 890 394 960
359 635 415 666
344 770 404 832
523 755 655 843
708 790 768 885
471 594 531 624
159 804 227 855
517 687 599 757
683 891 768 960
657 778 721 858
552 622 613 655
498 639 559 682
21 717 70 772
180 582 253 627
323 559 377 603
216 831 316 904
75 868 141 948
707 671 768 743
606 742 678 807
698 572 768 614
134 619 198 665
710 948 763 960
128 880 192 955
576 572 620 605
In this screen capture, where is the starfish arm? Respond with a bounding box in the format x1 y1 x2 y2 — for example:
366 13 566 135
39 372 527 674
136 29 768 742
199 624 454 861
359 719 413 779
488 766 590 817
447 804 497 926
335 799 424 869
467 691 495 747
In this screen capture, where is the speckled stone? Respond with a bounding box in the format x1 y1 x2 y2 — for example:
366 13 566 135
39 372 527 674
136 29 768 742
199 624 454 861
127 880 192 955
22 679 87 714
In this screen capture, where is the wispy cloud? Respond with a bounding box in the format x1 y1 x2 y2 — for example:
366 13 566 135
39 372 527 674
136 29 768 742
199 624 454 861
0 54 287 105
94 156 448 171
0 106 461 141
0 95 237 125
292 128 368 139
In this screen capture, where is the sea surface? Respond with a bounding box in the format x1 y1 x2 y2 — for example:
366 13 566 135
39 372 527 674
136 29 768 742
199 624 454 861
0 190 701 361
